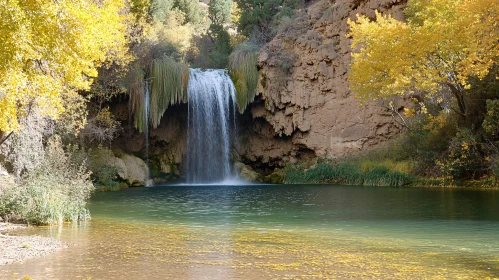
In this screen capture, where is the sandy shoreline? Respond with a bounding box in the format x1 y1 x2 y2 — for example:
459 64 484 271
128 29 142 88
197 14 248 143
0 223 67 265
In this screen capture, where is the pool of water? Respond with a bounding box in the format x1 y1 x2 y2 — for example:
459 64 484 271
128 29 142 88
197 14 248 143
2 184 499 279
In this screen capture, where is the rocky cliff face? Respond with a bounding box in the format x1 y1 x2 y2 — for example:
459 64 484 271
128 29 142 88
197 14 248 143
114 0 409 179
238 0 408 169
112 103 187 182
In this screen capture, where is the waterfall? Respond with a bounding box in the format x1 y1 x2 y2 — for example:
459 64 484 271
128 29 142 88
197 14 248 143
186 69 237 183
144 81 151 186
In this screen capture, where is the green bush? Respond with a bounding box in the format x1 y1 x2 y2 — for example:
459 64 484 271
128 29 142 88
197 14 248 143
483 99 499 137
437 128 485 180
0 137 95 225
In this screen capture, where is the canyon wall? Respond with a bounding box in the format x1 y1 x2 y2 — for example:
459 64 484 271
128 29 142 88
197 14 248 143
115 0 409 179
238 0 408 169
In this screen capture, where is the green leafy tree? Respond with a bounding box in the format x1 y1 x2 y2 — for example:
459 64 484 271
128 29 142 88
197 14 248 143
150 0 175 22
235 0 303 39
175 0 206 25
235 0 281 37
209 0 233 26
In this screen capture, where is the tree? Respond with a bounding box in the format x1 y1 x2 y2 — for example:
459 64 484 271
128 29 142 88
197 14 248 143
209 0 233 26
175 0 206 25
234 0 303 39
150 0 175 22
0 0 129 133
235 0 281 37
348 0 499 120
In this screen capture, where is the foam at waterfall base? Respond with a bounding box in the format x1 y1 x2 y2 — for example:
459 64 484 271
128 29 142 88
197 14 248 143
173 177 251 186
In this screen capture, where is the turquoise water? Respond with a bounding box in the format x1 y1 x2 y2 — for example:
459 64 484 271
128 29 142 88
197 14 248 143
2 185 499 279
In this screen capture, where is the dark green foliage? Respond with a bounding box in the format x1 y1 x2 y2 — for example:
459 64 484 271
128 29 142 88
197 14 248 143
150 0 206 25
195 24 233 68
87 146 121 189
209 0 232 26
235 0 304 40
236 0 281 38
174 0 206 25
397 114 457 177
284 163 413 186
150 0 175 22
483 100 499 137
437 128 485 180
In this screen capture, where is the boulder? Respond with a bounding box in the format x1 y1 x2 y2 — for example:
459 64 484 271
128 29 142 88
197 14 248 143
234 162 260 182
93 148 149 187
119 154 149 186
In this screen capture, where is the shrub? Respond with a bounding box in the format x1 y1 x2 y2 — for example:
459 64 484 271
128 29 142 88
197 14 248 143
483 99 499 137
437 128 485 180
0 137 94 225
87 146 121 190
79 108 122 145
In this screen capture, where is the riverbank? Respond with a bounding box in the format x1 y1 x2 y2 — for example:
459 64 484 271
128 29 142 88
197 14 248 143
279 157 499 189
0 223 66 265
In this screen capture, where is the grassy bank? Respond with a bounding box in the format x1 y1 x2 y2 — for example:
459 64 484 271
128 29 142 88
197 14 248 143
282 153 499 188
283 160 413 187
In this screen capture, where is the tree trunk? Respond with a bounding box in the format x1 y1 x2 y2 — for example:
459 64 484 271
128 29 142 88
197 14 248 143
447 83 467 118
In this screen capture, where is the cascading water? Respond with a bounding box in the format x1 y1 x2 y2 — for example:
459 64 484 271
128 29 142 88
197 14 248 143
144 81 151 186
186 69 237 183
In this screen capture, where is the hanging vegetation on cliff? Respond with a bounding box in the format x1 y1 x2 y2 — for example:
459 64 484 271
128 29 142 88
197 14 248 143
150 56 189 128
129 69 147 133
129 57 189 132
229 42 259 113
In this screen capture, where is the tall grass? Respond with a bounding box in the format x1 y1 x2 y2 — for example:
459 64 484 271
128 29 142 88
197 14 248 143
229 42 260 113
0 137 94 225
284 163 413 187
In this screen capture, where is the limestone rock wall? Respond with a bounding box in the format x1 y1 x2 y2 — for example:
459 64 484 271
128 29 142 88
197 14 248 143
238 0 408 167
113 0 409 176
112 103 187 181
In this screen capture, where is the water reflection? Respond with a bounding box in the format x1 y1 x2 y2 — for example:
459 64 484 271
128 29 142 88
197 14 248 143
2 185 499 279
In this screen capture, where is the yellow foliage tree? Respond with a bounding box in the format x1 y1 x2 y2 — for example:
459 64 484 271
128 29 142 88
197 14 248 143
348 0 499 118
0 0 130 133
